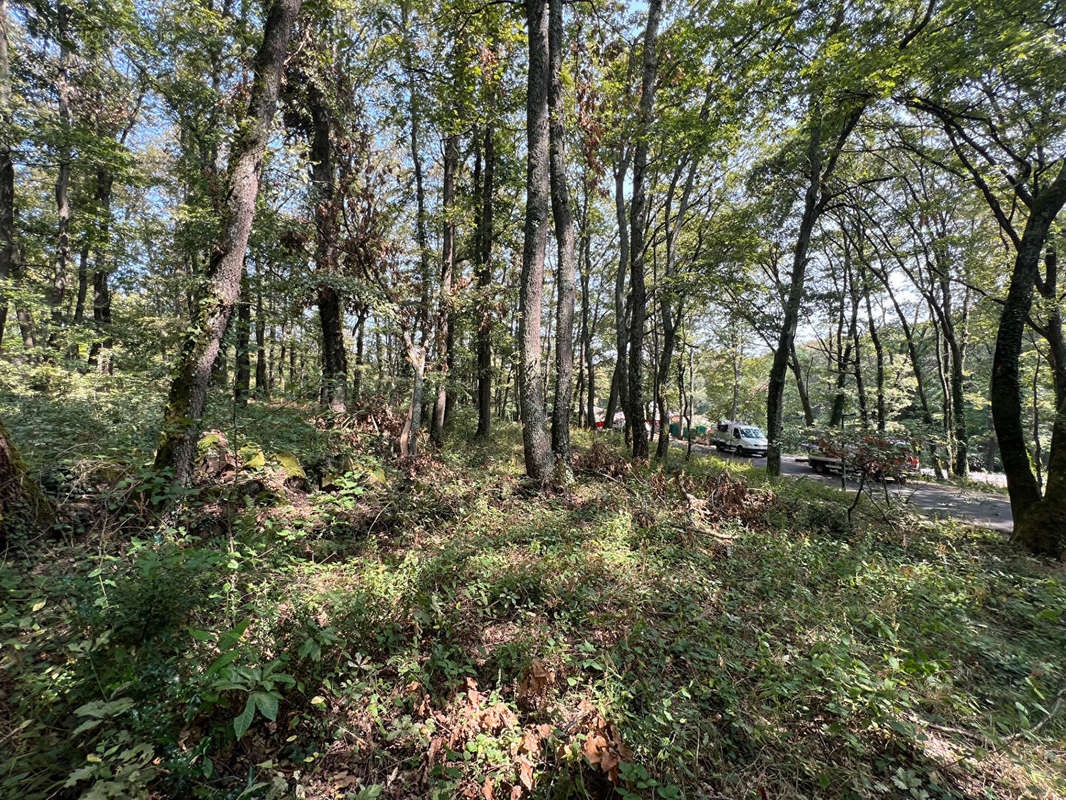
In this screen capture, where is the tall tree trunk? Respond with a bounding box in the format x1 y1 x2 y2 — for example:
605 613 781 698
308 84 348 413
399 2 431 457
994 165 1066 553
475 124 495 437
234 265 251 405
254 272 268 397
626 0 662 460
767 96 862 474
73 240 89 324
352 306 366 402
768 113 821 470
153 0 300 483
859 258 886 431
581 268 595 428
548 0 575 465
518 0 552 481
868 255 937 453
604 146 630 430
86 166 116 368
431 132 459 445
790 343 816 425
49 3 73 347
0 0 13 351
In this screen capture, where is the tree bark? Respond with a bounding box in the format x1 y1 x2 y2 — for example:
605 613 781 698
789 343 816 426
48 3 73 346
859 258 886 431
255 272 268 397
0 0 12 351
475 124 495 438
604 145 631 430
548 0 575 465
626 0 662 460
0 417 53 545
518 0 552 481
431 132 459 445
234 265 251 405
73 240 89 324
308 83 348 413
992 164 1066 554
352 305 366 402
154 0 300 484
768 110 823 472
767 97 861 474
399 2 431 457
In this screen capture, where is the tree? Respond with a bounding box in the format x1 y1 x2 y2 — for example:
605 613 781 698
154 0 301 484
548 0 574 466
625 0 662 460
518 0 552 481
901 0 1066 553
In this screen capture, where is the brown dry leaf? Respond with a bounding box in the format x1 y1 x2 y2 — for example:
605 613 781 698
521 730 539 754
482 776 494 800
517 755 534 790
582 733 608 767
536 724 552 739
427 737 442 765
510 787 523 800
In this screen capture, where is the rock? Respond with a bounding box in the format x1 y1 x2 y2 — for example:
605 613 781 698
273 451 308 492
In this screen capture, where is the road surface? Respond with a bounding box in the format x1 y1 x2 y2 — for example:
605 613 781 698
682 443 1013 533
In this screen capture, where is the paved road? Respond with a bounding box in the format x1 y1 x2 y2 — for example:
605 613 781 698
683 443 1013 533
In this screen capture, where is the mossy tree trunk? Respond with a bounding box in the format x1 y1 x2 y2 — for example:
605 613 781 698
0 418 52 545
154 0 301 485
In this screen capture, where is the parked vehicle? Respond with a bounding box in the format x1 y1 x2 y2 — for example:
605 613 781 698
806 432 918 482
712 420 768 457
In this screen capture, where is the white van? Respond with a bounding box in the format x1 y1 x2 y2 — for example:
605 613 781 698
712 420 769 457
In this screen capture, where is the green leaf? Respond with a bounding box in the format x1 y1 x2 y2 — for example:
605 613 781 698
252 691 278 721
234 697 256 739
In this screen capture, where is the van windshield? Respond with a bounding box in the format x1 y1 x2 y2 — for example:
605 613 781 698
741 427 764 438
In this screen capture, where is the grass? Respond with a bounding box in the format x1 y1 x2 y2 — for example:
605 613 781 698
0 384 1064 800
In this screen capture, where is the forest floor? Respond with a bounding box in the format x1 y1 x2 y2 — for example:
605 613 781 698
694 446 1014 532
1 381 1065 800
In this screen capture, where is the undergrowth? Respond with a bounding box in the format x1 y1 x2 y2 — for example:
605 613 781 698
1 386 1063 800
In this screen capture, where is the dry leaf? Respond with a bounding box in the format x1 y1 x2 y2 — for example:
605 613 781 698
517 755 534 790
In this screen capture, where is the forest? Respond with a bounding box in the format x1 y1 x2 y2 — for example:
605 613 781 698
1 0 1064 798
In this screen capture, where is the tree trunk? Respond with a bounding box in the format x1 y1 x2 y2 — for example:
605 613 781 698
308 84 348 413
86 166 116 368
626 0 662 460
73 240 89 324
255 273 268 397
0 417 53 545
548 0 575 465
994 165 1066 554
769 107 822 473
352 306 366 402
431 132 459 445
859 259 886 431
234 265 251 405
518 0 552 481
399 2 431 457
154 0 300 484
789 343 816 426
0 0 13 352
48 3 73 347
768 96 862 474
475 124 495 438
604 146 630 430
